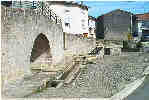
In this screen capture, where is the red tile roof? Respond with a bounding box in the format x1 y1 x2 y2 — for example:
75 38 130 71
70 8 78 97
136 13 149 20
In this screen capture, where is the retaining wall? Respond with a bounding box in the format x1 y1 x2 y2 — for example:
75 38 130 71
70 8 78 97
65 34 96 55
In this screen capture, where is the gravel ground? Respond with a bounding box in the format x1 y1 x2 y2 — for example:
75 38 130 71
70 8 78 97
27 52 149 98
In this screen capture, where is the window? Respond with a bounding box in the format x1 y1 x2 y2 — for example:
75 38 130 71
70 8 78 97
81 19 85 22
142 21 149 27
64 10 71 24
89 20 95 28
89 27 92 33
65 23 70 28
1 1 12 7
142 30 149 36
81 19 86 29
65 9 70 13
81 9 85 15
82 24 86 29
104 48 110 55
32 1 37 9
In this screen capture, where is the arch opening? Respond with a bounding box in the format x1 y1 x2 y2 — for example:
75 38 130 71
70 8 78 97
30 33 52 70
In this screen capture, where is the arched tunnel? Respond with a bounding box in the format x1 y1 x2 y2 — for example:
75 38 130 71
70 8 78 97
1 4 65 95
30 33 52 69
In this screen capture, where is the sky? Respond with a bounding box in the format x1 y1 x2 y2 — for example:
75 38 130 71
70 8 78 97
77 1 149 18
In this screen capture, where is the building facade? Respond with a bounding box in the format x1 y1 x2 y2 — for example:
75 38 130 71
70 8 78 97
88 16 96 38
11 1 92 36
48 1 89 35
135 13 149 42
96 9 135 41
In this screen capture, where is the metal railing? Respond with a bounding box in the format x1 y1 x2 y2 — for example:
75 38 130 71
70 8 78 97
34 1 61 24
3 1 61 24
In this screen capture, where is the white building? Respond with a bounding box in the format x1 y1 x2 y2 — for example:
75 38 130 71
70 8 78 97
48 1 89 35
135 13 149 42
88 16 96 38
11 1 92 36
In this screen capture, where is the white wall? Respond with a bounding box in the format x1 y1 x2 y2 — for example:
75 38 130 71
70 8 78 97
137 21 143 38
89 19 95 28
49 4 89 34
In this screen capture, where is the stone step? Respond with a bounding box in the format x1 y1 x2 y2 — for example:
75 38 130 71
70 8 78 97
31 63 64 72
53 56 83 88
63 59 75 73
143 66 149 75
64 63 80 84
3 72 55 98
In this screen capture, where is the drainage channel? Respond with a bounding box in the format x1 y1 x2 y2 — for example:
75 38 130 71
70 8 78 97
24 56 86 98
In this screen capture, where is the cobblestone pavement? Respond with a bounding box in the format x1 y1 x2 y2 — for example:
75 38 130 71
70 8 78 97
27 52 149 98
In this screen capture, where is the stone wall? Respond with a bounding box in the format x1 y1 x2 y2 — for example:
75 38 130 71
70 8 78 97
1 6 64 91
110 47 122 56
103 12 130 40
64 34 96 55
97 40 123 56
96 10 136 41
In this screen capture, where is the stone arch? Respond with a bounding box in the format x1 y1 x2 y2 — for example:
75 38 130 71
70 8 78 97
1 6 64 91
30 33 52 69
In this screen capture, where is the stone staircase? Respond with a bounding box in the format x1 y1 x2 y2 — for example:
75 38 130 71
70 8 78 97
88 47 103 55
3 72 55 98
4 51 148 98
3 47 99 98
53 55 86 88
3 53 88 98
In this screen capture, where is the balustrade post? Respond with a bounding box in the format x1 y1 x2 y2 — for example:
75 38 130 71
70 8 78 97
56 16 57 23
41 1 44 15
19 0 22 8
50 10 52 19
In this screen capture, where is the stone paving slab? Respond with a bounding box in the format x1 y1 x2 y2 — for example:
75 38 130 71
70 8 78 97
3 52 149 99
2 72 55 98
25 52 149 99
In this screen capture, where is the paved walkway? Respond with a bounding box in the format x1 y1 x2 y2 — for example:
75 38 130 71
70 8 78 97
3 52 149 99
127 76 149 100
27 52 149 99
110 76 146 100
